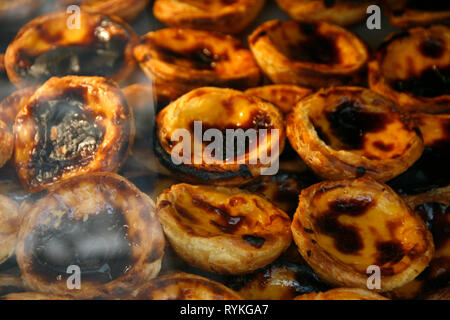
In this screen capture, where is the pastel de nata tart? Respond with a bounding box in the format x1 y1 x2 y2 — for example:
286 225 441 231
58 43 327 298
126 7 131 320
153 0 266 34
134 28 261 100
275 0 372 26
1 292 72 300
0 194 20 266
245 84 312 114
244 170 318 217
226 260 329 300
425 286 450 300
389 112 450 195
286 87 424 182
133 272 242 300
58 0 151 21
14 76 134 192
291 178 434 291
0 119 13 168
0 274 26 296
369 25 450 114
405 186 450 285
249 20 369 88
294 288 389 300
156 183 292 275
384 1 450 29
16 173 165 299
4 11 138 88
155 87 285 186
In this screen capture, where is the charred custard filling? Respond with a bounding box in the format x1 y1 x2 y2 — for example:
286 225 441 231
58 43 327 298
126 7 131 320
30 93 104 184
312 98 391 152
15 18 129 82
28 206 133 284
392 67 450 98
415 202 449 249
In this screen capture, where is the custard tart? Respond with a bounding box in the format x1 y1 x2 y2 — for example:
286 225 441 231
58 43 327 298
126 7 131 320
16 172 165 299
245 84 312 114
294 288 389 300
369 25 450 114
0 194 20 266
4 11 138 88
291 178 434 291
249 20 369 88
133 272 242 300
389 112 450 195
405 186 450 286
134 28 261 99
58 0 151 21
287 87 423 182
155 87 285 186
275 0 372 26
153 0 265 34
156 183 292 275
14 76 134 192
227 260 329 300
384 1 450 29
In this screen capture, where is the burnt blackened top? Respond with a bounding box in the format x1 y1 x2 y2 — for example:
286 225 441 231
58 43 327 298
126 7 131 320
30 89 105 185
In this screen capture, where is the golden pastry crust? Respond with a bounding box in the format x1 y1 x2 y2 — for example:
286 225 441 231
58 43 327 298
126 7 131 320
0 0 43 21
134 28 261 99
0 86 37 127
384 1 450 29
275 0 372 26
286 87 424 182
155 87 285 186
58 0 151 21
0 120 13 168
153 0 266 34
248 20 369 88
4 11 138 88
294 288 389 300
16 172 165 299
291 178 434 291
133 272 243 300
405 186 450 284
245 85 312 114
1 292 72 300
0 194 20 265
369 25 450 114
156 183 292 274
14 76 134 192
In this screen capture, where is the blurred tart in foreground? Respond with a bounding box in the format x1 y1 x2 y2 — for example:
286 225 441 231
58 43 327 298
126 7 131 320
156 183 292 274
5 11 138 88
155 87 285 186
0 0 43 21
153 0 265 34
134 28 260 101
384 1 450 29
249 20 368 88
0 194 20 266
275 0 372 26
1 292 72 300
291 178 434 291
16 173 165 299
286 87 423 182
58 0 151 21
14 76 134 192
294 288 389 300
369 25 450 114
133 272 242 300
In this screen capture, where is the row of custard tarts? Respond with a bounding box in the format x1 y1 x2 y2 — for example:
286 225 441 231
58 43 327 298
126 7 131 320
0 169 441 299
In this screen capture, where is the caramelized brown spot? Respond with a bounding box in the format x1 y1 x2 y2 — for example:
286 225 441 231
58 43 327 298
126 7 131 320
373 141 394 152
420 37 445 59
242 235 266 248
376 241 405 265
415 202 450 249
